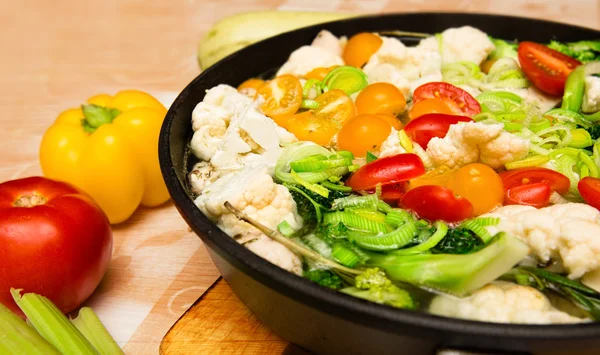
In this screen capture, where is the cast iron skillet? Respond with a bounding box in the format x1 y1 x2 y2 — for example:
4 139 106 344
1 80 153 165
159 13 600 355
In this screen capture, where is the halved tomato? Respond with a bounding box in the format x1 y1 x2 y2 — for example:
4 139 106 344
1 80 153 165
517 42 581 96
404 113 473 149
504 183 552 209
401 185 474 223
579 177 600 211
313 89 356 126
499 167 570 195
412 82 481 117
346 153 425 191
408 98 454 120
256 75 302 119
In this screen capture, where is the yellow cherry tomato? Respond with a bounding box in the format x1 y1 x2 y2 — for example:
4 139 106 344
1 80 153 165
313 89 356 126
447 163 504 215
284 111 338 146
355 82 407 116
337 114 392 157
237 78 266 97
256 75 302 119
304 66 339 81
375 114 403 131
408 98 454 120
408 166 456 190
39 90 169 224
343 32 383 68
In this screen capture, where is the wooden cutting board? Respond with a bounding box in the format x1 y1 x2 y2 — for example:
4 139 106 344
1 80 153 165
159 278 307 355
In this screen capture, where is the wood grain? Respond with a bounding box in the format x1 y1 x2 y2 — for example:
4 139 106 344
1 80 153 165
2 0 599 354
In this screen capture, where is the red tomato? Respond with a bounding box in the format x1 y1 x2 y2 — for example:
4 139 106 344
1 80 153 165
578 177 600 210
0 177 112 317
504 182 552 208
412 82 481 117
346 154 425 191
499 167 570 195
401 185 474 223
375 182 408 206
404 113 473 148
517 42 581 96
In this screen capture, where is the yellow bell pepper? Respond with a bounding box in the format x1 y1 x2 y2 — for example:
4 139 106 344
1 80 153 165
39 90 170 224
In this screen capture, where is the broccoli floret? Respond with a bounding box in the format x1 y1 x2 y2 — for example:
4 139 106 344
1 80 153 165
340 268 416 309
316 222 349 240
585 124 600 141
548 40 600 63
431 228 484 255
304 269 344 290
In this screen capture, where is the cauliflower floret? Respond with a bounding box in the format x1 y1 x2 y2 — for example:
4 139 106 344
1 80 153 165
237 230 303 276
310 30 343 56
195 165 303 275
363 36 442 98
190 85 253 160
479 131 530 169
276 45 344 77
482 203 600 278
378 129 407 158
427 122 528 169
582 75 600 113
429 281 585 324
417 26 495 65
188 161 221 195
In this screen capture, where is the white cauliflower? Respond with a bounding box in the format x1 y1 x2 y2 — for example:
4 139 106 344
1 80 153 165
378 129 407 158
237 230 303 276
582 75 600 113
426 122 529 169
483 203 600 279
276 40 344 77
188 161 221 195
310 30 343 56
429 281 585 324
190 84 297 175
190 85 252 161
417 26 495 65
363 36 442 98
195 165 303 275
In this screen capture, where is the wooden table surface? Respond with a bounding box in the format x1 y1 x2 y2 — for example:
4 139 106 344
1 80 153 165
2 1 599 354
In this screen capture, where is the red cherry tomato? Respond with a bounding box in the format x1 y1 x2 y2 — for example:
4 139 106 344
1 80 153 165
412 82 481 117
578 176 600 210
499 167 570 195
0 177 112 317
346 154 425 191
517 42 581 96
375 182 408 206
403 113 473 148
504 182 552 208
401 185 474 223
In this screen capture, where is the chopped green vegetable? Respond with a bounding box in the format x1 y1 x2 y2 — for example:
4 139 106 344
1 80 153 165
323 210 389 233
392 221 448 255
431 228 484 254
585 123 600 140
568 128 593 148
502 267 600 320
70 308 124 355
488 37 518 60
322 66 368 95
367 233 529 296
366 151 378 163
548 40 600 63
304 269 344 290
561 65 586 112
340 268 415 309
0 302 60 355
347 219 418 251
11 289 98 355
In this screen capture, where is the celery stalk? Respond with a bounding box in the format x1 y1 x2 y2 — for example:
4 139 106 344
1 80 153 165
0 303 60 355
71 308 124 355
11 289 98 355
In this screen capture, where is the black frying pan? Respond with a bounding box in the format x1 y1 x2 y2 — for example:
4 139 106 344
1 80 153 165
159 13 600 355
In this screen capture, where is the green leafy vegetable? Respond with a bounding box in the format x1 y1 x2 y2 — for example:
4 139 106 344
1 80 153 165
548 40 600 63
502 267 600 320
585 123 600 140
366 233 529 296
340 268 415 309
431 228 484 254
366 151 378 163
